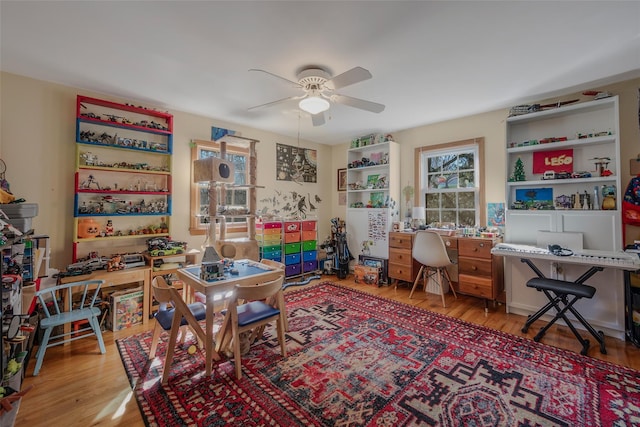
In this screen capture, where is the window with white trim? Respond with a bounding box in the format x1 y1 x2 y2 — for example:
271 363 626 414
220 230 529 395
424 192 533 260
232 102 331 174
417 138 484 227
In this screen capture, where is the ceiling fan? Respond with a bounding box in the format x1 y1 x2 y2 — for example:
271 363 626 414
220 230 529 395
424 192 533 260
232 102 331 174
247 66 385 126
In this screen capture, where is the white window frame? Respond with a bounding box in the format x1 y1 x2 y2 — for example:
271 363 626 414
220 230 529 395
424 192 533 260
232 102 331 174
415 138 485 227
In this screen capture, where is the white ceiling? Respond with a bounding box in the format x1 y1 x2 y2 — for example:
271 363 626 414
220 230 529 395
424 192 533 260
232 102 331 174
2 1 639 146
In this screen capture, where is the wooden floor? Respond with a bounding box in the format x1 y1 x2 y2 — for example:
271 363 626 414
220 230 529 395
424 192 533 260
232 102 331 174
15 275 640 426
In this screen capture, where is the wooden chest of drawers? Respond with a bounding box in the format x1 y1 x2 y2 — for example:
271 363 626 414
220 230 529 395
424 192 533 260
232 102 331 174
388 232 421 283
458 238 504 302
388 231 504 304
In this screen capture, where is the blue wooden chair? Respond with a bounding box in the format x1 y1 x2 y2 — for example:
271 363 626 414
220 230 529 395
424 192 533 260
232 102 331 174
33 279 106 376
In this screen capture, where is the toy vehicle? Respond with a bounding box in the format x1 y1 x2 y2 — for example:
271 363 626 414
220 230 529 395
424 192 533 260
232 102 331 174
571 171 592 179
555 171 572 179
147 237 187 256
542 171 556 180
67 256 109 273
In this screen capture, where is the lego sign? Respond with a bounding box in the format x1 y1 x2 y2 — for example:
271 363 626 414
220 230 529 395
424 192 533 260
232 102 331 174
532 149 573 174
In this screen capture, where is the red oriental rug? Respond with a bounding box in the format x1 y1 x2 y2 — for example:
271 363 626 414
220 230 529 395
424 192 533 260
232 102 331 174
117 282 640 426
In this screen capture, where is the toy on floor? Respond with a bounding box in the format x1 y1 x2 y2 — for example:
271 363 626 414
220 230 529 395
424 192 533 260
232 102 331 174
282 275 321 290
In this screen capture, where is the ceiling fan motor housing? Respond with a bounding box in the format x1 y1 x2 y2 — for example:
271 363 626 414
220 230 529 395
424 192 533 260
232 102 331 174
297 68 331 90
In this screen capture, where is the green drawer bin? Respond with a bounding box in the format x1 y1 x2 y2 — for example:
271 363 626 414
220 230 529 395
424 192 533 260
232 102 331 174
285 242 301 254
262 244 281 253
302 240 317 251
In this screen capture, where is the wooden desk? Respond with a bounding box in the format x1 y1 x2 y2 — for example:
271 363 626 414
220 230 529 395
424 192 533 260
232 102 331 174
388 231 504 304
60 266 151 335
177 259 282 376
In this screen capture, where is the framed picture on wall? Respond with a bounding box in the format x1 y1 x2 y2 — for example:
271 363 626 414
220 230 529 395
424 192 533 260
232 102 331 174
338 168 347 191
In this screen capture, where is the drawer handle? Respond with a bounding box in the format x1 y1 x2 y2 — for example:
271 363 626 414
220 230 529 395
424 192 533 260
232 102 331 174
445 241 451 247
473 247 478 252
479 243 485 247
472 266 477 271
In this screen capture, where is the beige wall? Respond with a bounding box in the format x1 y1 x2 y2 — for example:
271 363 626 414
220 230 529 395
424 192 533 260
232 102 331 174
1 71 638 270
0 72 333 270
367 78 640 227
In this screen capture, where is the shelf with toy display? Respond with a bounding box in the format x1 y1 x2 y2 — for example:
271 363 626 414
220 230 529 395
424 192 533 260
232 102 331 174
77 95 173 136
74 95 174 264
76 144 170 174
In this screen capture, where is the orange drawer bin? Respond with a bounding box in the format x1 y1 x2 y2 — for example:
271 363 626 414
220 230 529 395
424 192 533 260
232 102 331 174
302 230 316 241
284 232 301 243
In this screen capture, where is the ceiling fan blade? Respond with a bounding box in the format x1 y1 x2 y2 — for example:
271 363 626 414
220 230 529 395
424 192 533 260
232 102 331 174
247 95 301 111
332 94 385 113
327 66 372 90
248 69 302 88
311 112 325 127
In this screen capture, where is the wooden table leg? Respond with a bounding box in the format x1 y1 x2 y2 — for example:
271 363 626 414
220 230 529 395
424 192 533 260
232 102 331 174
205 293 215 376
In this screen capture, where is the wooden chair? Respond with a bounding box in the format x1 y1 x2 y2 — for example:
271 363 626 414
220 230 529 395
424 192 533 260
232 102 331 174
217 275 287 379
260 259 289 331
409 230 458 307
150 276 208 384
33 279 106 376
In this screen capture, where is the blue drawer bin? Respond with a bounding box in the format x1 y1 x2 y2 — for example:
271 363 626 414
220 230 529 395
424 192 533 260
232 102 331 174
303 260 318 272
262 251 282 261
303 250 317 262
285 253 301 265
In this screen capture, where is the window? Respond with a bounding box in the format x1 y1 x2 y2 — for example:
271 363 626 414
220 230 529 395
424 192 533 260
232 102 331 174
416 138 484 227
190 139 249 235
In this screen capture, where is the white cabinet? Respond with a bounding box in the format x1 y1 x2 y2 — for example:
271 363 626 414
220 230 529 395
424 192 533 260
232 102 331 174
503 96 626 339
346 140 399 259
504 96 621 251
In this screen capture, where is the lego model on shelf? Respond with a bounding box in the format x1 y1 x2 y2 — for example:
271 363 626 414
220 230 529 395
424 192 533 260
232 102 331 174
346 136 400 259
73 95 173 262
504 96 621 251
143 236 198 316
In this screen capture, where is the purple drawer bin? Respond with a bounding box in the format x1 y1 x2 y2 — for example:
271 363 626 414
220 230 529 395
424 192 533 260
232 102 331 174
303 260 318 272
285 253 301 265
285 264 301 276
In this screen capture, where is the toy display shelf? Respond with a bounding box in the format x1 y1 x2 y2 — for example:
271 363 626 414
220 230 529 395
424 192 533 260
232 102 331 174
75 170 171 193
76 95 173 135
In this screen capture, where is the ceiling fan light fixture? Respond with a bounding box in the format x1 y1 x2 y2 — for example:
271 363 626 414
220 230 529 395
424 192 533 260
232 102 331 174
299 96 330 115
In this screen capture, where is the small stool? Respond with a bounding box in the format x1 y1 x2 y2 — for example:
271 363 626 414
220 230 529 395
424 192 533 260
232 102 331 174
522 277 606 355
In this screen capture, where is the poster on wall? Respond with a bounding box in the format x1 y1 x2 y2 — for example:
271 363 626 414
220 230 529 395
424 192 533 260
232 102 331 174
276 143 317 183
211 126 236 141
367 210 387 241
532 149 573 174
487 202 505 227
